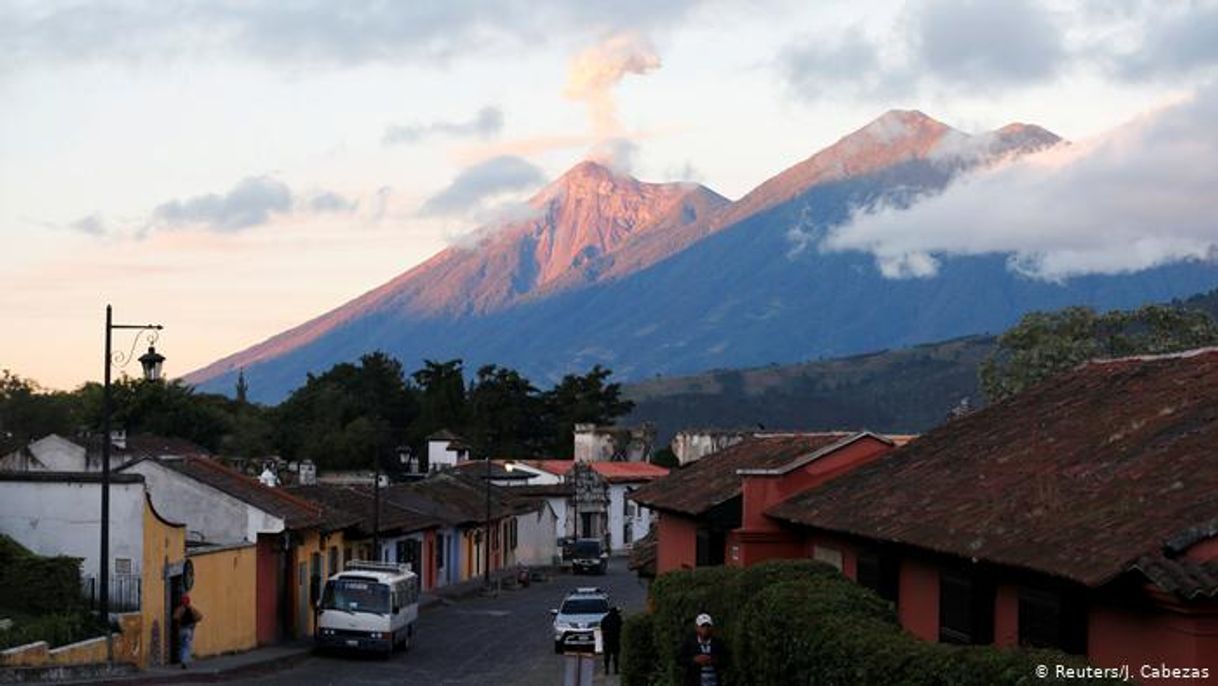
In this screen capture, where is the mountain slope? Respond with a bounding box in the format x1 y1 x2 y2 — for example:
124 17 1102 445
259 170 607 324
186 111 1218 403
622 335 995 442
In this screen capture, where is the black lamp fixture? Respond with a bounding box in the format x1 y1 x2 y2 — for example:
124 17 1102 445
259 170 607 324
138 346 165 381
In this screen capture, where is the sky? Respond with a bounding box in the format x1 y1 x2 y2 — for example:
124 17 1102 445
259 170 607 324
2 0 1217 390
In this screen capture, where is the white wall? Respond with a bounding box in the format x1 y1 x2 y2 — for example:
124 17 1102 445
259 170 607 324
672 431 748 466
513 504 558 567
0 479 145 578
125 461 285 544
427 440 464 470
606 484 656 553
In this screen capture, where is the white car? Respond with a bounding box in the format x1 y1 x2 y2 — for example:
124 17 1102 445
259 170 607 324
551 587 611 654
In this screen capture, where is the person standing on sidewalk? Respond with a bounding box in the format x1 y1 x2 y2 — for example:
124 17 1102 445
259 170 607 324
172 595 203 669
600 606 623 675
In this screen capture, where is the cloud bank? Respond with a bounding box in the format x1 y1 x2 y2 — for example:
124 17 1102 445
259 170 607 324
419 155 545 218
1 1 703 68
821 84 1218 281
383 106 504 146
147 176 356 234
777 0 1218 100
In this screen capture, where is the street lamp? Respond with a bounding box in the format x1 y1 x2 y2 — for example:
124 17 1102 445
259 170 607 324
101 305 163 663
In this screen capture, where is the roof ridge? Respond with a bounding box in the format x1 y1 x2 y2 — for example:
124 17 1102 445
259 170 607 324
1086 346 1218 367
187 456 323 514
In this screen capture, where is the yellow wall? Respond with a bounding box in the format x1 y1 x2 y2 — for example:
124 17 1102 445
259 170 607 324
0 613 142 668
141 497 186 668
291 529 345 638
187 544 257 657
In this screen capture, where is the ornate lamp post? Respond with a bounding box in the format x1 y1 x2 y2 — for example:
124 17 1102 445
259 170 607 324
101 305 163 662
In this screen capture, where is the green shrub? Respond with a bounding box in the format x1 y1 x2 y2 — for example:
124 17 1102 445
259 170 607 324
0 611 106 651
0 535 84 614
621 612 660 686
629 561 1125 686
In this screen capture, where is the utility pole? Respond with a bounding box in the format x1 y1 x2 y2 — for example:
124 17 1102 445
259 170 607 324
372 449 381 560
483 452 492 591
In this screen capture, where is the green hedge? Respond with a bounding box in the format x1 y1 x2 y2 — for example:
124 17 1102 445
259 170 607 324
621 612 660 686
0 535 84 614
0 612 106 651
628 562 1125 686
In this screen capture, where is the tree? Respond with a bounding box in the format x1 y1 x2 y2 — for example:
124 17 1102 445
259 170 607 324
466 365 544 457
410 359 467 445
0 371 81 441
540 365 635 457
272 352 417 469
980 305 1218 403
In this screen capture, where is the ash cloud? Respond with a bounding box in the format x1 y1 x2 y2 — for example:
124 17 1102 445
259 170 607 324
565 32 660 169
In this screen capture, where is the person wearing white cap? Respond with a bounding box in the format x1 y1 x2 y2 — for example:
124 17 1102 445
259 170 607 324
679 612 729 686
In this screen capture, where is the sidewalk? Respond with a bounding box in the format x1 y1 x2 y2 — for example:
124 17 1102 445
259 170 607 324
52 643 312 686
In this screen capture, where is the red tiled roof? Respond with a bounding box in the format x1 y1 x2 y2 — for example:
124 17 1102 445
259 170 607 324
630 433 855 516
768 350 1218 591
506 459 575 477
590 462 669 483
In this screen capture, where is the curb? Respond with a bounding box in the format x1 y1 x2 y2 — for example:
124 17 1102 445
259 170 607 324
57 648 311 686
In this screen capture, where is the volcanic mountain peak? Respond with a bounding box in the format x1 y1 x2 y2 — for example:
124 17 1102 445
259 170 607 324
992 122 1063 153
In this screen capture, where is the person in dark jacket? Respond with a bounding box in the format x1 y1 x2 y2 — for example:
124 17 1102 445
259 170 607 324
679 613 729 686
600 606 623 674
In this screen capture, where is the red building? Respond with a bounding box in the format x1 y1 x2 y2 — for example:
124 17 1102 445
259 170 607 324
765 350 1218 682
630 432 897 573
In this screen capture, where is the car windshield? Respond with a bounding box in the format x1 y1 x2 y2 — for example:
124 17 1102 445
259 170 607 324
320 579 390 614
573 541 602 557
561 598 609 615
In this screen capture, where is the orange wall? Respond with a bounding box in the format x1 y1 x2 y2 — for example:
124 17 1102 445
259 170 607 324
656 515 698 574
899 557 939 642
1089 600 1218 685
994 584 1019 647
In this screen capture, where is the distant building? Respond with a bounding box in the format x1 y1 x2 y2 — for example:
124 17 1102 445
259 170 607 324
426 429 472 470
670 428 753 466
573 423 655 462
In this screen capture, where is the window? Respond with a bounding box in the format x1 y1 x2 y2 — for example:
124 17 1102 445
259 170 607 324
1018 587 1087 654
114 558 133 575
938 568 995 645
436 536 445 569
856 549 900 604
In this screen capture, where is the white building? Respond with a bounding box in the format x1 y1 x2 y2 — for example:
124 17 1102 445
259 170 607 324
671 429 752 466
122 457 290 544
0 433 93 471
426 430 472 471
0 471 159 581
495 459 667 554
573 424 656 463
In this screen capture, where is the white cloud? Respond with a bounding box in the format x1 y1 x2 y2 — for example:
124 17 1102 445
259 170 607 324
383 106 504 146
821 84 1218 281
0 1 705 69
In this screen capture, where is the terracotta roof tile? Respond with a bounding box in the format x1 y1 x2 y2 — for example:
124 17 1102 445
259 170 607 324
768 350 1218 590
630 433 854 516
590 462 669 483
